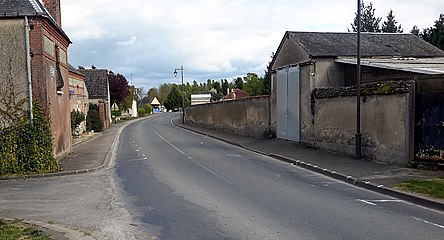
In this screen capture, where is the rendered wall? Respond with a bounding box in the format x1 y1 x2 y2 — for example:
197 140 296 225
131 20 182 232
305 81 415 165
0 19 29 128
185 96 271 138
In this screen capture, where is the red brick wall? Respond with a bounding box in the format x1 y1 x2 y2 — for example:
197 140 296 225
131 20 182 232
29 17 71 157
98 101 110 130
43 0 61 27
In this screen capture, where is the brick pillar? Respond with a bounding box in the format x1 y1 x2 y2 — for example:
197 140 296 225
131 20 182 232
43 0 62 27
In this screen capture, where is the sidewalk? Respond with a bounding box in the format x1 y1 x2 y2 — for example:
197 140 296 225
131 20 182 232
172 118 444 211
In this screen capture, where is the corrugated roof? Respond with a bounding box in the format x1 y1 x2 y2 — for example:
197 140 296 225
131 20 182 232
287 32 444 58
336 57 444 75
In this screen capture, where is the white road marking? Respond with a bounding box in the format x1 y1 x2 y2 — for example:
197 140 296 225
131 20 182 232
357 199 377 206
371 200 404 203
412 217 444 229
357 199 404 206
227 154 241 157
128 158 146 162
151 127 236 185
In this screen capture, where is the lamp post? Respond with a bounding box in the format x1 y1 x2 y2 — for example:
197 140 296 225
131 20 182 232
356 0 362 159
174 66 185 124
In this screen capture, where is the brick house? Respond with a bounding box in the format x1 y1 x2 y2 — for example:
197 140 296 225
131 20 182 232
81 68 111 130
0 0 72 157
68 64 88 134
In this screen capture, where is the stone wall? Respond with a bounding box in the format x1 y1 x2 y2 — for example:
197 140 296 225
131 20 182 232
185 96 271 138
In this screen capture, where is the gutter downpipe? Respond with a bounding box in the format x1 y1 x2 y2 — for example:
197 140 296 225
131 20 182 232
25 16 33 124
355 0 362 159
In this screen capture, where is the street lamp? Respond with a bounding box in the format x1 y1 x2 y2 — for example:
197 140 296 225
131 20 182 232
174 66 185 124
356 0 362 159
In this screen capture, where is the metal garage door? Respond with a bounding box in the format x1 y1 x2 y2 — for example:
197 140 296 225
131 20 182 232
276 66 300 142
415 92 444 163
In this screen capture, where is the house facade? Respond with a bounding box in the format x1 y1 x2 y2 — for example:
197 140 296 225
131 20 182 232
0 0 72 157
68 64 88 133
191 94 211 105
81 68 111 130
270 31 444 165
222 89 249 101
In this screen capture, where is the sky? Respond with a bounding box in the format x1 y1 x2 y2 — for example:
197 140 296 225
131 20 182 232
59 0 444 91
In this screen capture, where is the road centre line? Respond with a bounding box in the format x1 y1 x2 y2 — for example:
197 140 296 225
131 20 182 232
357 199 377 206
412 217 444 229
357 199 405 206
150 128 230 183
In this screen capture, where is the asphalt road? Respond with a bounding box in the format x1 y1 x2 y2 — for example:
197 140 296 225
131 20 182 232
116 113 444 240
0 113 443 240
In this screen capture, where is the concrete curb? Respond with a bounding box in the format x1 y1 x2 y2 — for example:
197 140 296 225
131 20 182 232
24 219 97 240
0 119 134 181
0 218 96 240
173 120 444 212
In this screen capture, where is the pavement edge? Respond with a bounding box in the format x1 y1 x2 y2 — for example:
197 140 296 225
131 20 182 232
173 119 444 212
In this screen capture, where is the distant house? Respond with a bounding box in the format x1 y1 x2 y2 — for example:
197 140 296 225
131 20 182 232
191 94 211 105
68 64 88 133
0 0 73 157
140 96 161 107
270 31 444 165
81 68 111 129
222 89 249 100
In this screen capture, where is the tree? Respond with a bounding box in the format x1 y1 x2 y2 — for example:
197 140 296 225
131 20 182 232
221 79 229 96
243 73 263 96
192 80 200 93
206 79 212 90
212 80 222 94
163 85 182 110
381 10 403 33
411 25 420 36
261 52 274 95
108 71 130 106
134 87 144 101
429 14 444 50
120 86 134 111
158 83 172 104
147 87 159 99
350 1 381 32
414 14 444 51
234 77 244 90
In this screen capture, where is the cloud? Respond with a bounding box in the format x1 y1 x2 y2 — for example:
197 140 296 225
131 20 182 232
117 36 137 46
61 0 444 91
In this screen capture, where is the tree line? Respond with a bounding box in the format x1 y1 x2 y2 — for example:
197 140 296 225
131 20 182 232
146 53 274 110
350 1 444 50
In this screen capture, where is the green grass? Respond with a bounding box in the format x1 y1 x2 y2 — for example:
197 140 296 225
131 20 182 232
394 177 444 199
0 219 51 240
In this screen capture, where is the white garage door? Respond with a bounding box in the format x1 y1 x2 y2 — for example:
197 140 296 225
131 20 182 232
276 66 300 142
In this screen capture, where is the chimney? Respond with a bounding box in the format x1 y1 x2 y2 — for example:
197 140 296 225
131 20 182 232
43 0 62 27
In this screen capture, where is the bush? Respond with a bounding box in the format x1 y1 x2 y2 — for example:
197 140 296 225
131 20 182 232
71 110 85 135
86 104 103 132
142 103 153 115
111 109 121 117
138 108 146 117
0 100 59 175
